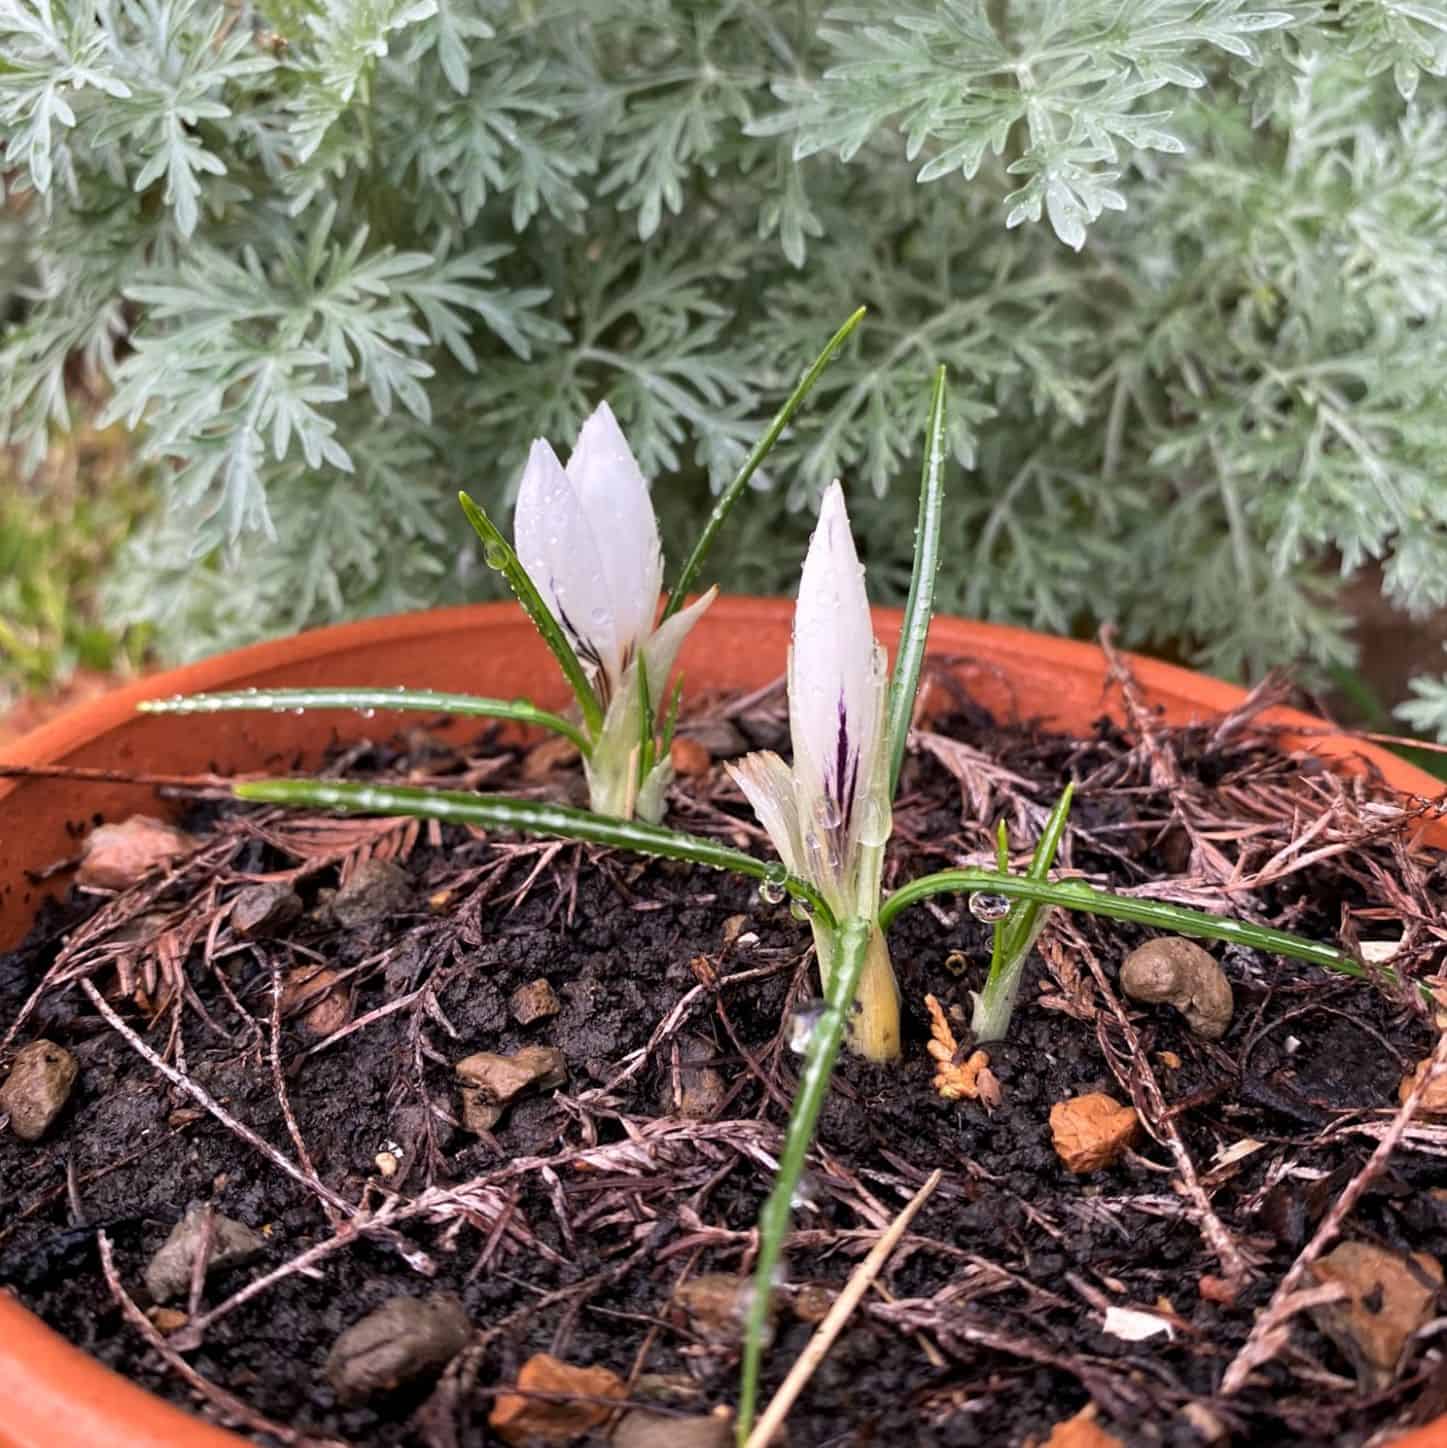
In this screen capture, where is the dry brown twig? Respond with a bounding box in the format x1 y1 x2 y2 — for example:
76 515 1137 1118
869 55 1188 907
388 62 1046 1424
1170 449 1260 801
923 994 995 1104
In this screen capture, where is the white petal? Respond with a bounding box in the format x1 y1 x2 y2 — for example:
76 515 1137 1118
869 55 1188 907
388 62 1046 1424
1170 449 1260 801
726 750 802 876
513 438 621 688
566 401 662 657
788 481 883 839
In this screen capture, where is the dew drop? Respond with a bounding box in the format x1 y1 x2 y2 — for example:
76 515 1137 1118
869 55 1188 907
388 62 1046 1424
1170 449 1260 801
291 706 305 716
790 1169 821 1212
812 795 841 831
483 541 508 569
856 796 891 847
789 896 814 923
788 1001 826 1055
758 862 788 905
968 892 1011 922
358 707 376 719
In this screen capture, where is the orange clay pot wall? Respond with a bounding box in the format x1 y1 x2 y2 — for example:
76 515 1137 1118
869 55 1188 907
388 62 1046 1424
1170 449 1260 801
0 600 1443 1448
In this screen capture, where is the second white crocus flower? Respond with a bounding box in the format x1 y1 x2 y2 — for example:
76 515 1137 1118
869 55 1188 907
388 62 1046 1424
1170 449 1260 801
727 481 901 1061
515 402 715 821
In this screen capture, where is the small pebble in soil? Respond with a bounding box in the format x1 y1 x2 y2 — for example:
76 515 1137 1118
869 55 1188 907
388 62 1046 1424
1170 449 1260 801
1399 1058 1447 1117
671 1273 771 1346
330 858 413 928
509 977 560 1025
76 815 199 890
145 1307 189 1335
454 1045 566 1133
144 1202 266 1303
488 1352 625 1445
1042 1403 1123 1447
673 1034 727 1119
229 883 303 938
1119 937 1234 1040
1308 1241 1444 1389
613 1407 733 1448
0 1038 77 1141
279 965 351 1036
1049 1092 1141 1173
325 1292 471 1404
669 735 712 777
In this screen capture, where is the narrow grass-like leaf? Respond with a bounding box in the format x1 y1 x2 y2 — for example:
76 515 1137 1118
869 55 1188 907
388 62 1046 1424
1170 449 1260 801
997 782 1073 968
736 916 872 1446
885 364 948 798
972 782 1075 1040
663 306 867 621
232 777 837 930
989 818 1009 976
457 490 604 736
139 687 591 754
876 868 1371 982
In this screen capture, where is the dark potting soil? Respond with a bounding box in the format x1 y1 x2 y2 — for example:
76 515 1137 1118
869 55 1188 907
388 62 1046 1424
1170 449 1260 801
1 678 1445 1448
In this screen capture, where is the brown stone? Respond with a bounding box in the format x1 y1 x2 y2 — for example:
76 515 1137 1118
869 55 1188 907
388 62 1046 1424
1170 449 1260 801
1398 1058 1447 1117
146 1307 190 1335
279 966 351 1037
1050 1093 1141 1173
325 1293 471 1404
1042 1404 1124 1447
0 1039 78 1141
613 1407 732 1448
144 1202 266 1303
789 1283 837 1323
230 883 303 938
488 1353 625 1444
77 816 198 890
671 1273 764 1344
1119 938 1233 1040
455 1046 566 1133
510 978 561 1025
331 858 412 928
1308 1241 1443 1388
669 736 711 777
522 734 582 782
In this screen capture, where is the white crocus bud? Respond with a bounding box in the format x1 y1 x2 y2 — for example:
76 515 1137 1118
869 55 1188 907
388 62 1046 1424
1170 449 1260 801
727 481 899 1061
514 402 714 820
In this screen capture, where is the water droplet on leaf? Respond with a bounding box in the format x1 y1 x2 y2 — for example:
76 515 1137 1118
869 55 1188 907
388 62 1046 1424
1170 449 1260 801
789 896 814 922
968 892 1011 922
483 541 508 569
789 1001 826 1054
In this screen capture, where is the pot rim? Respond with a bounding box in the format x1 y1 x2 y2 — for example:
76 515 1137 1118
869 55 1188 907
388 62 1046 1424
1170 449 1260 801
1 598 1443 1448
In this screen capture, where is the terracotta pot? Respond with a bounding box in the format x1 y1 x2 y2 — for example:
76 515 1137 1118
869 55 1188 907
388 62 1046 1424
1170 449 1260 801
1 599 1443 1448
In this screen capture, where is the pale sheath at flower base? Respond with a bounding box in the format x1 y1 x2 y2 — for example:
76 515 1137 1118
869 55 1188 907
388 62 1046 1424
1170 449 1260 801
727 481 901 1061
514 402 715 822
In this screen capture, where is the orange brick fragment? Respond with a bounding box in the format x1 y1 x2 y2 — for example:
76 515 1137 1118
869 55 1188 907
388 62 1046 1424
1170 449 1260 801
1041 1403 1123 1447
669 736 711 777
488 1353 626 1444
1049 1092 1140 1173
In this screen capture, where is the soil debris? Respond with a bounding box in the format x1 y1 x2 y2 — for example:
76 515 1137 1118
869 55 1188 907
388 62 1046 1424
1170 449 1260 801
1308 1242 1444 1389
1049 1092 1141 1173
325 1292 471 1404
455 1044 566 1132
1119 937 1233 1040
0 1038 77 1141
487 1352 626 1444
143 1202 265 1304
671 1273 761 1345
1040 1403 1123 1447
924 993 993 1102
522 734 581 782
510 977 561 1025
330 858 413 928
1398 1058 1447 1117
669 736 712 777
76 815 198 890
230 883 303 938
279 965 351 1036
612 1407 733 1448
